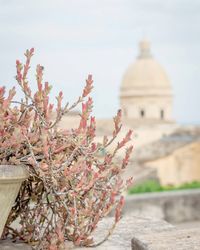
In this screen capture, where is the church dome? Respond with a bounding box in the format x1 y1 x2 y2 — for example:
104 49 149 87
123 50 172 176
121 40 171 91
120 40 173 122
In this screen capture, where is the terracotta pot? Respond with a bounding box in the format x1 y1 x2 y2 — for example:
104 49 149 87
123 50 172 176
0 165 28 238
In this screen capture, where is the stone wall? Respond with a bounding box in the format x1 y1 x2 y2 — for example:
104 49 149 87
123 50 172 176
145 141 200 185
2 214 200 250
124 189 200 223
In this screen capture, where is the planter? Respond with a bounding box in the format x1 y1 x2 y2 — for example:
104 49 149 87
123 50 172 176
0 165 28 238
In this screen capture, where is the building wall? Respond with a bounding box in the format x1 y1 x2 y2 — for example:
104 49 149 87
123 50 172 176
145 142 200 186
121 95 173 121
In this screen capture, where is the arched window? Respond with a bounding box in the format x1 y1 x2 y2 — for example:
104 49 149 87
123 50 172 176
140 109 145 118
160 109 164 120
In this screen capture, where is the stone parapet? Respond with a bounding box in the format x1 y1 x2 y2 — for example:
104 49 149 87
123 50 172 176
132 228 200 250
1 211 199 249
124 189 200 223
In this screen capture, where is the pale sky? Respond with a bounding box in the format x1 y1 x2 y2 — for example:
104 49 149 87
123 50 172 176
0 0 200 124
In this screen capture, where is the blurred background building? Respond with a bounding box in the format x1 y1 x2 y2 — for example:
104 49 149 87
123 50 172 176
58 39 200 187
120 40 173 123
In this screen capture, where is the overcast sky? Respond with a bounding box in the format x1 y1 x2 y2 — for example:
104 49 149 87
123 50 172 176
0 0 200 124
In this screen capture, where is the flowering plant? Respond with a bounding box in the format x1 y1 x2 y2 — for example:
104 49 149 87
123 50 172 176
1 49 133 249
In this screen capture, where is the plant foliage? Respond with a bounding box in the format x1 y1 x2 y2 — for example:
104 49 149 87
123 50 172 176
0 49 133 249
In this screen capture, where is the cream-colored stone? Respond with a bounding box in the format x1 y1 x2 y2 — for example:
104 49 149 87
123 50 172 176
120 40 173 122
0 165 28 237
145 142 200 186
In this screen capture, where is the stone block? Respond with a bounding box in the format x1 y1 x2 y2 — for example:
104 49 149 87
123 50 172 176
0 241 31 250
132 228 200 250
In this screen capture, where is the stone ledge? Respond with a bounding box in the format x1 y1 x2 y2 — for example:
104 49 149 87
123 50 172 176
2 215 199 250
0 241 31 250
0 214 173 250
132 228 200 250
75 214 173 250
124 189 200 223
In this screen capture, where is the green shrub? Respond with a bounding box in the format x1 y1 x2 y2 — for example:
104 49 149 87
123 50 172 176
128 180 200 194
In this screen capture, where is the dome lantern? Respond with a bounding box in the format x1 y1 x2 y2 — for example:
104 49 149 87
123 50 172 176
138 40 152 59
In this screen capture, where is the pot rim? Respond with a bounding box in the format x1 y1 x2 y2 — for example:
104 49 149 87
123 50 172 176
0 165 29 182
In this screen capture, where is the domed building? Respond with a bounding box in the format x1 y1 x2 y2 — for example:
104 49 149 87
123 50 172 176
120 40 173 123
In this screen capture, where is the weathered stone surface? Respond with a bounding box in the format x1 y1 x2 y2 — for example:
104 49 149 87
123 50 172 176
75 214 173 250
132 228 200 250
1 215 173 250
0 240 31 250
2 214 200 250
124 189 200 223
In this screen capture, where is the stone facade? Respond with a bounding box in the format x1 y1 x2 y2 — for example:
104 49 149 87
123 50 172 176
145 141 200 186
120 40 173 123
127 128 200 185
